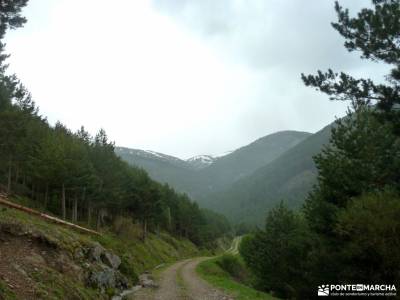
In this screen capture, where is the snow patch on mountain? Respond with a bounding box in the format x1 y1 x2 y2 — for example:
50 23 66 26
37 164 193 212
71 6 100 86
186 155 217 169
117 147 185 164
187 155 215 163
143 150 163 158
117 147 235 170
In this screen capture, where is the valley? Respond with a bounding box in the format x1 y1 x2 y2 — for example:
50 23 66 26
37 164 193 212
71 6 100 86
1 0 398 299
116 128 331 224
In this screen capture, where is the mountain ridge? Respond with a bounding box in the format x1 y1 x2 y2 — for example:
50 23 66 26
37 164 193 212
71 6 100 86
203 124 333 224
115 130 312 201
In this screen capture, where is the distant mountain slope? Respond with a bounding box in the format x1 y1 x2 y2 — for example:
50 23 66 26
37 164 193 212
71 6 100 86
194 131 312 197
204 124 333 225
116 131 311 200
116 148 190 168
115 147 198 194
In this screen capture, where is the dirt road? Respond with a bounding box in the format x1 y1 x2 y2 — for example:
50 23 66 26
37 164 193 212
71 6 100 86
131 257 233 300
225 236 242 255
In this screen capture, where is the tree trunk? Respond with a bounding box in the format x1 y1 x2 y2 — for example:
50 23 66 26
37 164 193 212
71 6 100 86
31 184 35 200
61 183 66 220
0 197 100 236
7 156 12 194
166 206 171 231
44 183 49 209
87 200 92 226
80 187 86 223
72 197 78 223
15 163 19 185
142 218 147 241
72 198 75 222
96 209 101 230
95 184 103 230
82 187 86 202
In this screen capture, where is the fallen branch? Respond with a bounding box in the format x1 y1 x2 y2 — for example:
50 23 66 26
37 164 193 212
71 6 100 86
0 194 100 236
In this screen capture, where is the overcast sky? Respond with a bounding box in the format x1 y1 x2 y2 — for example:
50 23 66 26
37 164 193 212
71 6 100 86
4 0 389 159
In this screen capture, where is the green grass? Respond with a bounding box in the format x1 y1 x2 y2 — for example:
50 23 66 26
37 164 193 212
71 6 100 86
197 257 277 300
0 280 17 300
95 230 200 277
0 197 201 299
1 196 200 275
30 268 100 300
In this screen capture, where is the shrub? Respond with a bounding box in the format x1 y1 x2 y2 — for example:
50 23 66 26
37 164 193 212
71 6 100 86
216 254 246 282
112 216 140 239
335 191 400 284
239 203 313 298
119 254 139 284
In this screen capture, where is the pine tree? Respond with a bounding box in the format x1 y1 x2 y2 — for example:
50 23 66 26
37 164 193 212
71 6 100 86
302 0 400 134
0 0 29 67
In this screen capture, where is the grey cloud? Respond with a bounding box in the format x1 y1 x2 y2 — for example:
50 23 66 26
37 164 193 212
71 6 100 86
152 0 239 36
152 0 372 72
149 0 388 158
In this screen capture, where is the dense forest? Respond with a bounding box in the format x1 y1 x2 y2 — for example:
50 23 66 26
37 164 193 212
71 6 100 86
0 1 230 248
240 1 400 298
